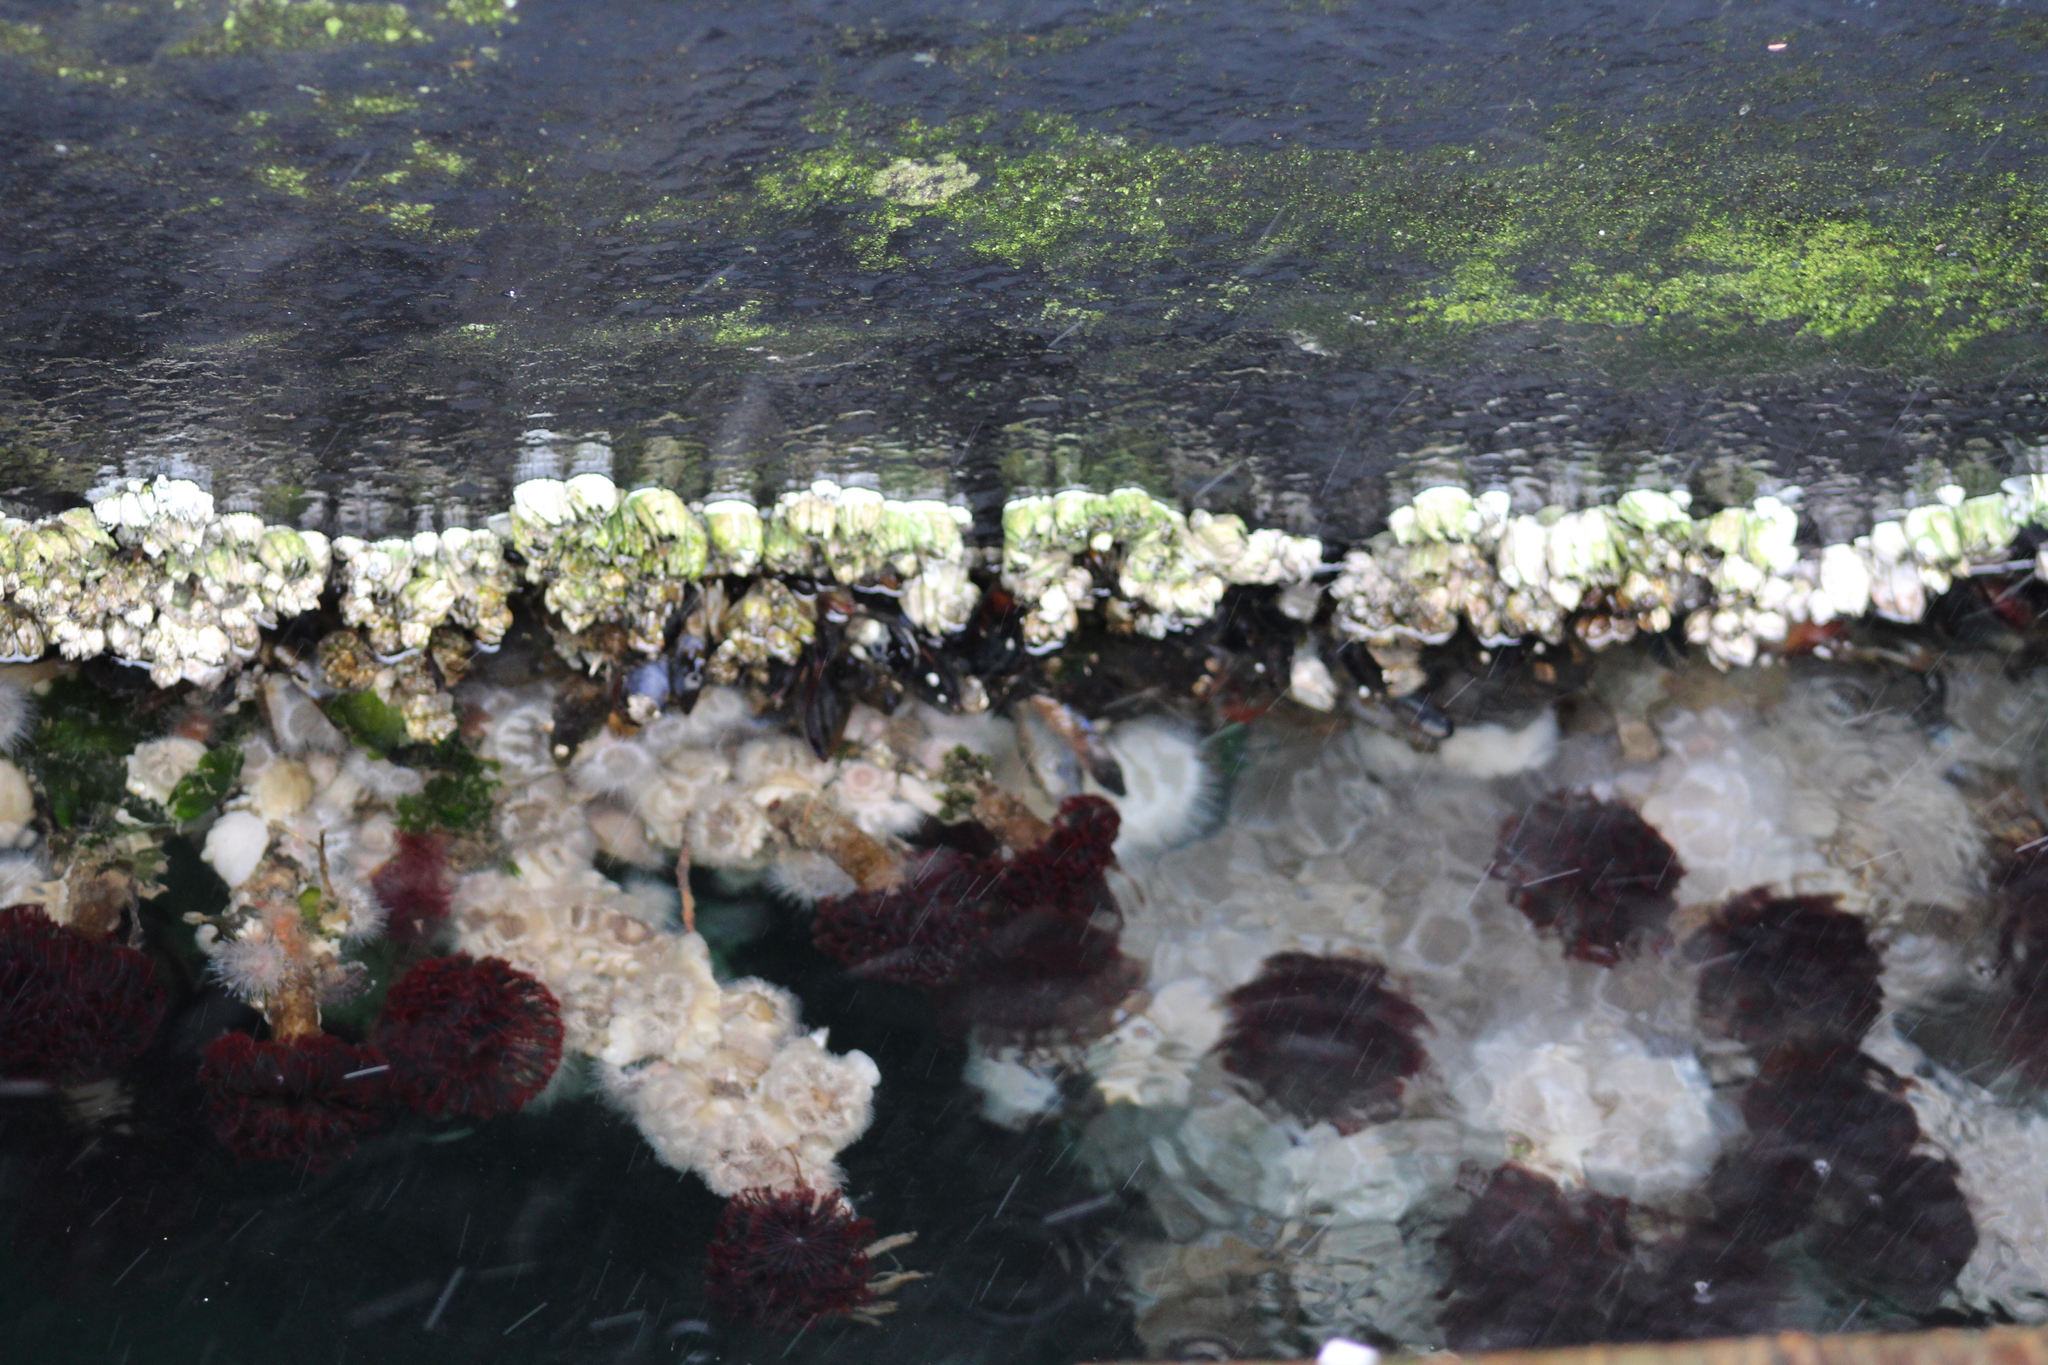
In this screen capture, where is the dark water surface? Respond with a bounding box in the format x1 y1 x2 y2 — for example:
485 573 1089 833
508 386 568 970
2 0 2047 539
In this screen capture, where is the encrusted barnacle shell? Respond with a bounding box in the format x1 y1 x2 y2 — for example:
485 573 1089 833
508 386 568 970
0 604 45 661
1000 486 1321 647
900 560 980 636
9 449 2048 688
707 579 815 684
316 629 460 743
703 499 763 576
508 473 711 661
333 526 511 656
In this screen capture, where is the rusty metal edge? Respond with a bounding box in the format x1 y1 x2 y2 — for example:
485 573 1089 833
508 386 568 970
1129 1324 2048 1365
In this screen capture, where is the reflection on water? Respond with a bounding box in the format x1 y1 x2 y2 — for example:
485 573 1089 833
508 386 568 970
4 0 2048 536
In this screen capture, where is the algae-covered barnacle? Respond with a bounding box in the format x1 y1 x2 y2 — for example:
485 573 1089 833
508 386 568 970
756 480 975 598
702 498 764 575
999 486 1322 646
504 473 710 660
706 578 817 685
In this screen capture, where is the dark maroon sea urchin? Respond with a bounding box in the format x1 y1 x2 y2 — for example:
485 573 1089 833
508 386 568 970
1690 888 1884 1051
705 1185 882 1332
197 1031 392 1168
1216 952 1429 1133
1440 1164 1786 1350
812 795 1140 1046
0 904 166 1083
372 954 564 1120
1491 790 1685 964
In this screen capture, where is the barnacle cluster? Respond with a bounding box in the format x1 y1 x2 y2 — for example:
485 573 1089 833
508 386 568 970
330 524 512 658
0 479 329 686
502 474 976 666
1001 487 1322 648
3 457 2048 711
1323 473 2048 673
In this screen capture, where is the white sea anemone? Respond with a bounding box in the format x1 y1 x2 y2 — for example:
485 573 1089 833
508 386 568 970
618 876 682 931
472 687 559 781
638 687 758 756
733 736 831 803
247 756 315 823
1100 716 1219 860
687 794 773 868
1436 711 1559 778
0 678 35 752
211 930 293 1002
343 751 427 804
826 760 924 837
125 736 209 807
964 1047 1065 1129
568 730 659 799
495 774 595 859
588 803 667 868
0 758 34 831
764 851 857 906
633 751 733 848
203 809 270 889
263 675 345 755
341 895 390 943
901 702 1012 773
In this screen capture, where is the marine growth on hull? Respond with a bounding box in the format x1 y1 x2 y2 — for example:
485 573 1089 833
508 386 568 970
6 469 2048 1355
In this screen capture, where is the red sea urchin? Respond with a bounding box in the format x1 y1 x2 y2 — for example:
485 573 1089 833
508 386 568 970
1707 1047 1976 1308
1216 952 1428 1132
372 954 563 1119
1438 1163 1636 1349
811 795 1140 1044
369 830 453 947
1690 889 1884 1051
1441 1164 1786 1349
0 905 166 1083
197 1031 392 1167
704 1186 884 1332
1491 790 1685 964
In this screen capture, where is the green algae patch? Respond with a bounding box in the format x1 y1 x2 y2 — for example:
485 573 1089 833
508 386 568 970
740 110 2048 376
174 0 428 55
342 91 421 117
326 689 410 755
0 19 53 58
26 675 164 833
167 745 245 824
379 138 470 184
0 18 135 86
255 163 312 198
169 0 515 56
396 738 498 835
